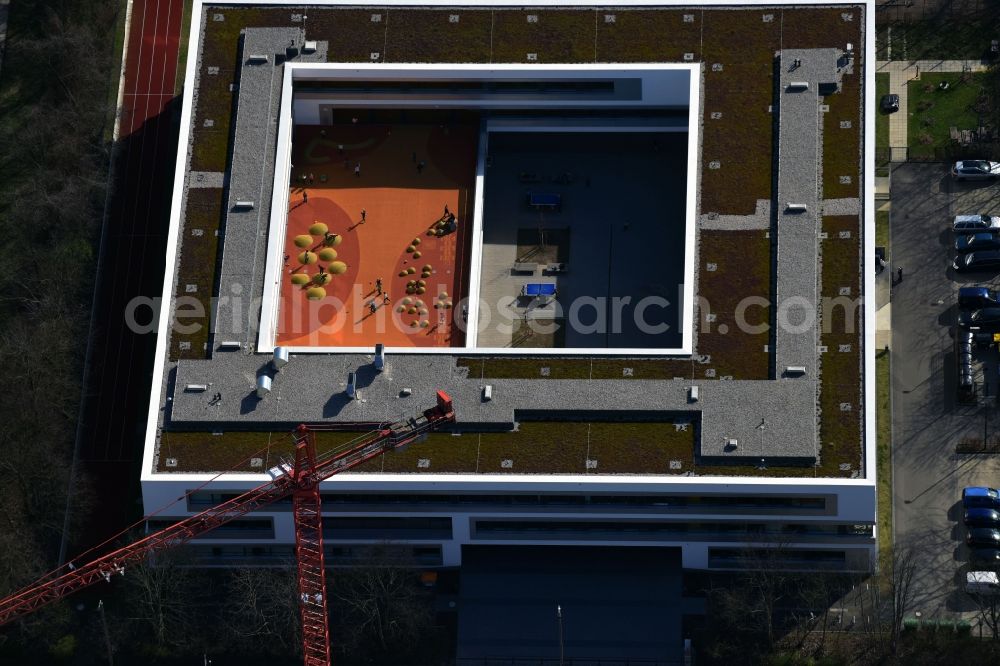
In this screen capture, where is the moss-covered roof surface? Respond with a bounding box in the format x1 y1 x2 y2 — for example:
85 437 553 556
162 4 866 478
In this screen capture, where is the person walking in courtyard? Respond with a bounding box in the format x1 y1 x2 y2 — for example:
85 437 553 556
383 293 390 306
417 160 425 174
369 300 377 314
354 162 361 177
361 208 366 223
896 266 903 284
302 190 308 203
375 277 382 295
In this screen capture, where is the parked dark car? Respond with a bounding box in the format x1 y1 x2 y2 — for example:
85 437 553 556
954 251 1000 273
880 94 899 113
970 547 1000 565
956 232 1000 254
958 307 1000 329
959 287 1000 310
964 487 1000 510
952 160 1000 181
968 527 1000 547
965 508 1000 527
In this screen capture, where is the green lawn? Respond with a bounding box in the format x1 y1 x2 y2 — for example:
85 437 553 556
878 15 1000 61
876 209 889 248
174 0 195 95
907 73 987 159
876 72 889 152
877 350 892 556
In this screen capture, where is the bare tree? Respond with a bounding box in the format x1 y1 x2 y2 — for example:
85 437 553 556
968 587 1000 640
223 565 301 655
0 0 128 658
328 543 434 659
880 545 918 655
121 550 202 650
698 542 798 662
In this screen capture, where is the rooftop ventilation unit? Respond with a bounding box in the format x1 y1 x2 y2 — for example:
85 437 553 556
247 54 269 64
256 375 272 398
786 81 810 91
482 385 493 401
218 340 242 351
785 203 808 213
346 372 357 399
272 346 289 370
303 41 317 53
374 343 385 371
184 384 208 392
688 386 699 402
234 200 255 210
785 365 807 376
727 438 739 449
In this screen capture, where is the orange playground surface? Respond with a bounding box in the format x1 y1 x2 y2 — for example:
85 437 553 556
277 122 478 348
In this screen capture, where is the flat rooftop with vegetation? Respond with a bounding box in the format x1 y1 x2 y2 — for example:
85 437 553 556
147 1 870 482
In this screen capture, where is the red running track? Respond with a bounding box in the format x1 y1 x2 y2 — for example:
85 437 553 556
120 0 183 137
70 0 184 553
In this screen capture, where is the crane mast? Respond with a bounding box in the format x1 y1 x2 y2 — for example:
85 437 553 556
0 390 455 666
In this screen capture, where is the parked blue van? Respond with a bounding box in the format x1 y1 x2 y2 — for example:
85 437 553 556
959 287 1000 311
963 487 1000 510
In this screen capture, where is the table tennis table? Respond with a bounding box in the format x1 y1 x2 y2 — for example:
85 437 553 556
527 193 562 211
522 283 557 297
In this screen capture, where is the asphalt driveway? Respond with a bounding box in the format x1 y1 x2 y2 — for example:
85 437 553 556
891 162 1000 620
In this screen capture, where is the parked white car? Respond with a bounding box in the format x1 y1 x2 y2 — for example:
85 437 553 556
967 571 1000 595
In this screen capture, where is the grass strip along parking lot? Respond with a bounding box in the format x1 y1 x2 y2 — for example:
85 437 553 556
907 72 987 160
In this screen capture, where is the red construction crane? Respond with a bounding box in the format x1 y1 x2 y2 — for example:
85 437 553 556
0 390 455 666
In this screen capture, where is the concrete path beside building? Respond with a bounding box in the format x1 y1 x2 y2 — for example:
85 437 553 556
876 59 992 156
875 253 891 350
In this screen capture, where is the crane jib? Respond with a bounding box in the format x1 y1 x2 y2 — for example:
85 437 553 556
0 389 455 666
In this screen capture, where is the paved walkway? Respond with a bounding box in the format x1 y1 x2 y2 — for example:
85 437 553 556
876 59 992 155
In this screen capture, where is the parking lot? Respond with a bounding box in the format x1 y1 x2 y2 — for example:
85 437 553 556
891 162 1000 618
